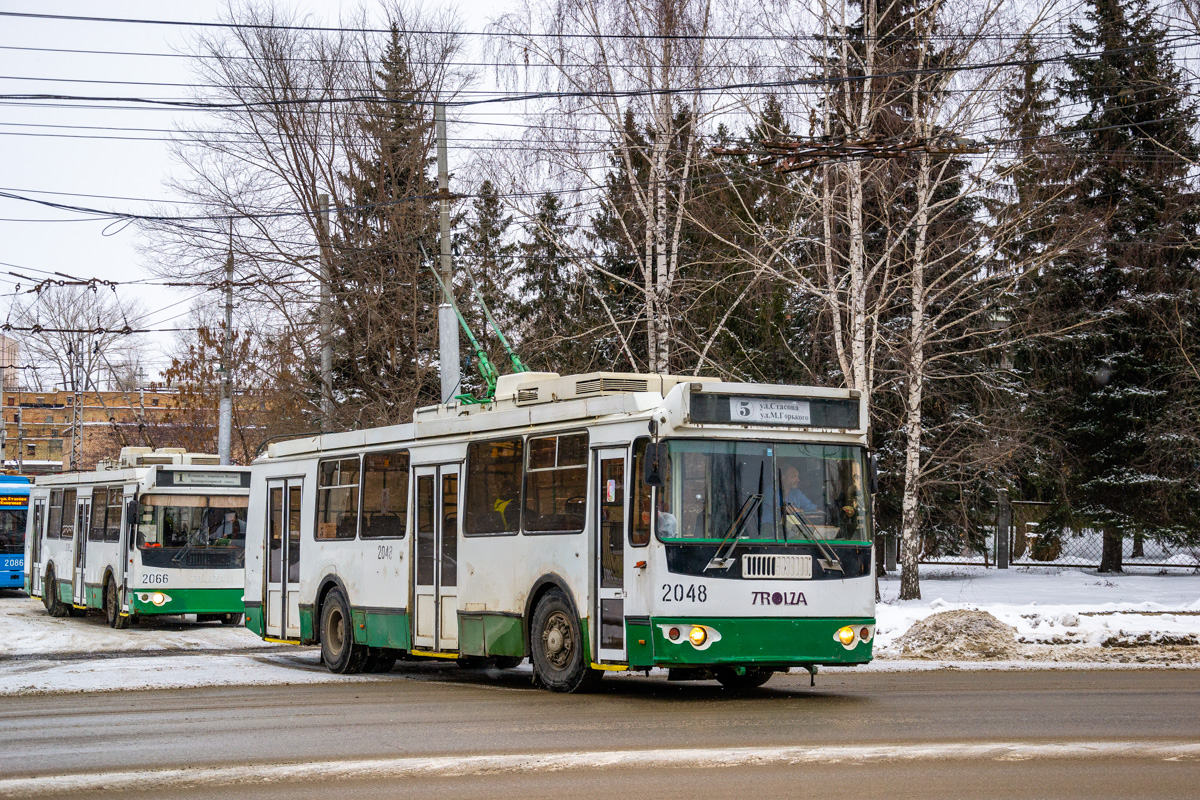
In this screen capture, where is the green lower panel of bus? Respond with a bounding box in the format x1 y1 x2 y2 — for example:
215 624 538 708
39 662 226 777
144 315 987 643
130 587 244 615
245 603 264 636
292 605 412 650
459 612 524 658
627 616 875 668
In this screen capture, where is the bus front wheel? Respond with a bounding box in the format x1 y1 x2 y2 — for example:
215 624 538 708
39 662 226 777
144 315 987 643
530 590 601 693
320 589 367 674
106 579 129 629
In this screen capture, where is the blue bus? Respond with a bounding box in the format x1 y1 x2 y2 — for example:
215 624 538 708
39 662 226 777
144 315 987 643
0 475 31 590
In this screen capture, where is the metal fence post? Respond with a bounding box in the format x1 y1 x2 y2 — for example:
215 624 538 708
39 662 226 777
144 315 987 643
996 489 1010 569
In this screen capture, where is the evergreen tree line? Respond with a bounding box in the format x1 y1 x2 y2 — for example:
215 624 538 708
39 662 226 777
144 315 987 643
155 0 1199 598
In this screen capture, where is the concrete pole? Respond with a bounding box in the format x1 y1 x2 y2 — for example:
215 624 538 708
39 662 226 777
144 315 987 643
318 193 334 425
996 488 1011 569
217 222 234 465
436 103 460 405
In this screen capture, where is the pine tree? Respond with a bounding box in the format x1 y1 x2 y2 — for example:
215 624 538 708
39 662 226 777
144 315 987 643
333 25 439 423
1036 0 1200 570
457 180 517 396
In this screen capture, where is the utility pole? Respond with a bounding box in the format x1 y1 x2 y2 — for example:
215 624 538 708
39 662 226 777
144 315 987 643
68 342 84 472
16 406 22 474
218 221 234 465
318 193 334 425
436 103 460 405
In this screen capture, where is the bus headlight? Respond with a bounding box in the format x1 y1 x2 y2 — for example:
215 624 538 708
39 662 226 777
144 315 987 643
140 592 171 607
836 626 856 647
688 626 707 647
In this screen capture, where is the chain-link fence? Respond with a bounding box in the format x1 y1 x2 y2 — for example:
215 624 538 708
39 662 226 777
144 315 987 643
912 499 1200 570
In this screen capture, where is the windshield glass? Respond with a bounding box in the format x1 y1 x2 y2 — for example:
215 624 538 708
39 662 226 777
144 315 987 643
0 508 27 554
137 494 248 551
656 440 869 542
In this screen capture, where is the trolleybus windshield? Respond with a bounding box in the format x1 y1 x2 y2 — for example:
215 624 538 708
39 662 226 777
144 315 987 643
136 494 248 566
655 440 869 543
0 503 26 555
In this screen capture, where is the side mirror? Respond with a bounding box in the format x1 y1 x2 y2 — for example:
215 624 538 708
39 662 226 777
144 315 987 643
126 500 138 548
868 453 879 495
643 442 665 488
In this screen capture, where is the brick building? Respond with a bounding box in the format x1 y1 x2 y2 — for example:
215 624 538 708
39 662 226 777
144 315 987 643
0 387 179 474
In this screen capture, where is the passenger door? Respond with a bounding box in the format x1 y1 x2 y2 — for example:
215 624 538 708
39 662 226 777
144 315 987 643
412 464 459 652
29 498 45 596
72 496 91 607
265 478 303 640
595 447 628 663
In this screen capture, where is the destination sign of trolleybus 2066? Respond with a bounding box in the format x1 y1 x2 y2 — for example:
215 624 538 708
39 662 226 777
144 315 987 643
246 372 877 691
24 449 250 627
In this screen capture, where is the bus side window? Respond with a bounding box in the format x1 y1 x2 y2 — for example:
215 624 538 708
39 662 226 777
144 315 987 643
524 432 588 534
47 489 63 539
88 488 108 542
361 450 408 539
464 438 523 536
630 438 651 546
60 489 77 540
106 489 122 543
316 457 359 540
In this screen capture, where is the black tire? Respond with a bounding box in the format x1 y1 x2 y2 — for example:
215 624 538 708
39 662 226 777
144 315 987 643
44 572 69 618
364 649 396 673
491 655 524 670
221 613 244 626
106 579 129 629
714 667 774 690
320 589 367 674
529 590 601 693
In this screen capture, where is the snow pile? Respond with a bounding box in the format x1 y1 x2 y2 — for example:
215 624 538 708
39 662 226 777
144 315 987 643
894 610 1019 660
874 565 1200 665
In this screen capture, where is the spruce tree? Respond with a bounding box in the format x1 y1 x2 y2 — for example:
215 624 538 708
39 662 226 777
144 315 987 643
1037 0 1200 570
334 24 439 422
457 180 517 395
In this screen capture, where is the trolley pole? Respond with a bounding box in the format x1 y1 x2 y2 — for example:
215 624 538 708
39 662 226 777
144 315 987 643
318 193 334 425
217 222 234 465
436 103 460 405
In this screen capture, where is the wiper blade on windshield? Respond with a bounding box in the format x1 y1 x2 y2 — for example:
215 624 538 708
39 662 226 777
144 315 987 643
705 493 762 571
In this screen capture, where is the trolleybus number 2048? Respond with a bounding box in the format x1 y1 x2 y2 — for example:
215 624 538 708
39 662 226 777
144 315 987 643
662 583 708 602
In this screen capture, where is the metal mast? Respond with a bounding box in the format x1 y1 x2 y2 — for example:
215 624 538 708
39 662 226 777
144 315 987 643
436 103 461 405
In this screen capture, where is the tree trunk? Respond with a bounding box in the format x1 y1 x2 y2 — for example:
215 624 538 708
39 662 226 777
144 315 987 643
1131 532 1144 558
1098 526 1124 573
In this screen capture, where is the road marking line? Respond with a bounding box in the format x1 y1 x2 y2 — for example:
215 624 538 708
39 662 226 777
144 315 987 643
2 741 1198 797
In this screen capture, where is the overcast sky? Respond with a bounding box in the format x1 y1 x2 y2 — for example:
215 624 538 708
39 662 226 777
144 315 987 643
0 0 504 384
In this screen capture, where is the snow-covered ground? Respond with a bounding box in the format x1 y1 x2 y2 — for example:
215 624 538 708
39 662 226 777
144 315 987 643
1 565 1198 697
875 565 1200 664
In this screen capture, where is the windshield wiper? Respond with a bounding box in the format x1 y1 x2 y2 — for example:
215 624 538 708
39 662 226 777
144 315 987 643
705 493 762 571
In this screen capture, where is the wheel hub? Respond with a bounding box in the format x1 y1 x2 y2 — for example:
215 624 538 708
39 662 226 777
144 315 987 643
542 611 573 668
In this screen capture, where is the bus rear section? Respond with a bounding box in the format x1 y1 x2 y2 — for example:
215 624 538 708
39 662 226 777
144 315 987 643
0 476 30 590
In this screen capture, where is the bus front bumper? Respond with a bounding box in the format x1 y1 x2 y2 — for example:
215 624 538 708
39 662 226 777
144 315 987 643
130 587 244 615
627 616 875 669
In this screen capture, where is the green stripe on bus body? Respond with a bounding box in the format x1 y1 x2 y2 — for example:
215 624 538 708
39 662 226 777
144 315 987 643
636 616 875 668
458 612 523 658
58 580 72 605
349 608 413 651
86 584 104 609
130 587 244 615
245 604 265 637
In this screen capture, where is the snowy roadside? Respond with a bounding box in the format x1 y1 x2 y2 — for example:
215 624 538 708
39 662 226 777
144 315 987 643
2 565 1198 697
871 565 1200 666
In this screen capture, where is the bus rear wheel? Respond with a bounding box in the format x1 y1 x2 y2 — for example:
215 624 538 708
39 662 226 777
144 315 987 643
106 579 129 629
43 572 68 618
320 589 367 674
530 590 600 693
714 667 774 690
221 613 244 626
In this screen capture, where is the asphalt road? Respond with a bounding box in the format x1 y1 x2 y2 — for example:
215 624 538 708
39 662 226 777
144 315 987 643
1 665 1198 799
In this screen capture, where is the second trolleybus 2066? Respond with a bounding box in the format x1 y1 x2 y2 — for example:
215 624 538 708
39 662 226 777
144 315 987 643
24 448 251 628
1 475 31 590
246 372 877 692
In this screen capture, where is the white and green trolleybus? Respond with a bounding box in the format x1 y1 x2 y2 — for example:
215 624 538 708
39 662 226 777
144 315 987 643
25 448 250 627
245 373 876 691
